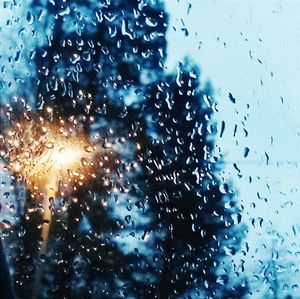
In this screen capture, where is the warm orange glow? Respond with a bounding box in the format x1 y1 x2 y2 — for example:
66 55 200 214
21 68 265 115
51 147 81 166
1 107 114 294
4 115 99 196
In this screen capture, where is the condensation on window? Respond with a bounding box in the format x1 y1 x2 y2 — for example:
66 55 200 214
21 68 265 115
0 1 299 299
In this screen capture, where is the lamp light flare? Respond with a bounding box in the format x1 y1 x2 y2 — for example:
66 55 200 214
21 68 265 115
1 106 113 299
0 103 123 299
4 114 99 197
51 147 81 166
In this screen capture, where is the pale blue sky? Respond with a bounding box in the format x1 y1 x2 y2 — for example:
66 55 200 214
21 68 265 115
164 1 300 296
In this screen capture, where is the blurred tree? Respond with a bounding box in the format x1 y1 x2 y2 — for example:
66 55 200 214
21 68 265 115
5 0 248 298
30 0 167 116
12 0 168 298
136 62 248 298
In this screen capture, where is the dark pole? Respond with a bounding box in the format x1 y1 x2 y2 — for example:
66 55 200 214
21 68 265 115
0 238 15 299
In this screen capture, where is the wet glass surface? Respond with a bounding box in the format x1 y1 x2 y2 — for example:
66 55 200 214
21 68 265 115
0 1 299 298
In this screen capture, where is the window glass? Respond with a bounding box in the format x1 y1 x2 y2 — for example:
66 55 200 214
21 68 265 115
0 1 298 298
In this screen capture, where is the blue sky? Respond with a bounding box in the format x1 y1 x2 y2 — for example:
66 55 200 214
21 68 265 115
164 0 300 296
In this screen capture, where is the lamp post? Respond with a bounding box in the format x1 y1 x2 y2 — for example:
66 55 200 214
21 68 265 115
31 144 91 299
4 110 99 298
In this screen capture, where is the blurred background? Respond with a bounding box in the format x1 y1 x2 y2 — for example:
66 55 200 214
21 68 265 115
1 1 299 298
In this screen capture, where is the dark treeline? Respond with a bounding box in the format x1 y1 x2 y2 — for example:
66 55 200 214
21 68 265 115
1 0 247 298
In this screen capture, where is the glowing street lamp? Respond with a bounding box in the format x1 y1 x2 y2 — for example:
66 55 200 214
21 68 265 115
2 108 102 297
6 115 98 250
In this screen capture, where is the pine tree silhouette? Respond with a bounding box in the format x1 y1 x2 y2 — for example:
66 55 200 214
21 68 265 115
136 62 248 298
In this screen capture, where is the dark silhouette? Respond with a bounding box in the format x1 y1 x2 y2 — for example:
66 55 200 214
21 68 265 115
136 62 248 298
0 239 15 299
0 1 248 298
10 1 168 298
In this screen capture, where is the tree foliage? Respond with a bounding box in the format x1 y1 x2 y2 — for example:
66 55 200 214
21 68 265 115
1 1 248 298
